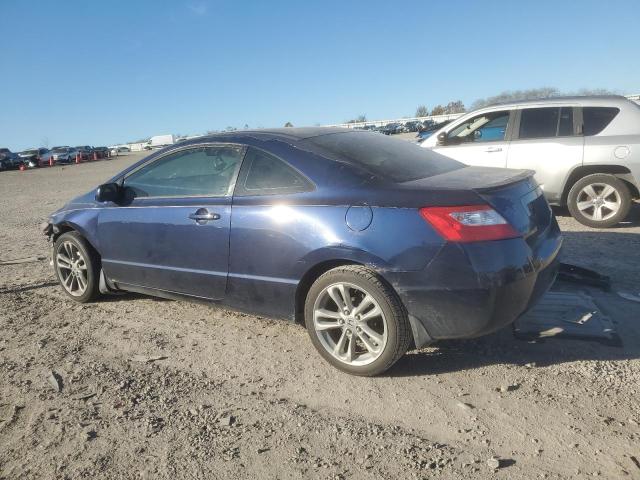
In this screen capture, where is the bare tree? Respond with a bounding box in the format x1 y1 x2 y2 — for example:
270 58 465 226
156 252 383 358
284 122 294 127
444 100 465 114
415 105 429 117
471 87 560 110
471 87 618 110
346 114 367 124
40 137 49 148
430 105 446 116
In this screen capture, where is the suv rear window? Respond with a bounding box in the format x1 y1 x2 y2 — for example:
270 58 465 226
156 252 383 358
303 132 463 182
518 107 574 139
582 107 619 136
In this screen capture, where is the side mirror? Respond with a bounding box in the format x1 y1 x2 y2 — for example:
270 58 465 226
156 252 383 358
436 131 448 146
95 183 122 203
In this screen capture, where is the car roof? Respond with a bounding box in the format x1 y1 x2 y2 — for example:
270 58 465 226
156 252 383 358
481 95 634 110
196 127 349 143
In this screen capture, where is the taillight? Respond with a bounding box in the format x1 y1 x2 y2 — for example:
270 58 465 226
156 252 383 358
419 205 520 243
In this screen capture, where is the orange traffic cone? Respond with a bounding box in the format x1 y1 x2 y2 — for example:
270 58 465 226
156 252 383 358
93 152 98 161
49 156 55 167
76 152 81 164
19 164 26 171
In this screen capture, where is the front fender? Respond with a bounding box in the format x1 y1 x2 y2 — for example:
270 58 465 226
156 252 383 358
49 208 101 253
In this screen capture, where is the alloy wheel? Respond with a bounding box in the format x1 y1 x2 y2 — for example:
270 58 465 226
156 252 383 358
55 241 89 297
576 183 621 222
313 282 388 366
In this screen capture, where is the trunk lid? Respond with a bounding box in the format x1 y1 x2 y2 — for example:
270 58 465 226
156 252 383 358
474 173 552 246
404 166 553 244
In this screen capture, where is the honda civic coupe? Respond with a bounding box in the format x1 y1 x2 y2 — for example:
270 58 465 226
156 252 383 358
44 128 561 376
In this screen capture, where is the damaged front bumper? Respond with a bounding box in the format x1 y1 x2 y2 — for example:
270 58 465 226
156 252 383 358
41 221 54 266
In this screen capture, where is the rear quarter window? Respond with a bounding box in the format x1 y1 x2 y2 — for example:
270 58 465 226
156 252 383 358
582 107 620 136
303 131 463 182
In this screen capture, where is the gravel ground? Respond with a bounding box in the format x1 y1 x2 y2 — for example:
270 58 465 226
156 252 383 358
1 154 639 479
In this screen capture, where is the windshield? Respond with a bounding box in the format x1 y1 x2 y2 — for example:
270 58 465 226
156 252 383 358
303 131 463 182
22 149 39 155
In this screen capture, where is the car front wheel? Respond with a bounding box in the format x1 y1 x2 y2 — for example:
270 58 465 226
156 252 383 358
304 265 411 376
53 232 100 302
567 174 632 228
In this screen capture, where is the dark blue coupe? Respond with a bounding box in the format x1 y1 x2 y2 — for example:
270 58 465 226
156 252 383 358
45 128 561 375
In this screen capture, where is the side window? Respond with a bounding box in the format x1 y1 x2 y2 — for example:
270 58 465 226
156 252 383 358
447 111 510 144
519 107 575 139
237 148 313 195
124 145 243 198
583 107 619 136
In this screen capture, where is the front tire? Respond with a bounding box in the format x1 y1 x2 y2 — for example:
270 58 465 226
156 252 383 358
53 232 100 303
567 174 632 228
304 265 411 376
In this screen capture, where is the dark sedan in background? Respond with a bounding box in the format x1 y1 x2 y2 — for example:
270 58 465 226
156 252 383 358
44 128 561 375
0 148 21 170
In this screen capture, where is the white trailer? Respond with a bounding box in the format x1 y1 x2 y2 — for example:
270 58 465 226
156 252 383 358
148 134 175 148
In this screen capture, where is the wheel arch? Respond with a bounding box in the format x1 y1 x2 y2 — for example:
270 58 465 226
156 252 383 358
560 164 638 205
294 259 364 324
52 221 101 258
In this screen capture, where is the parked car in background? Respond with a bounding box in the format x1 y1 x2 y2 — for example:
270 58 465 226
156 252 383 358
417 120 454 142
44 128 561 376
93 147 110 158
362 124 377 131
421 96 640 227
49 146 78 164
75 146 94 160
110 146 130 156
404 121 422 132
381 123 405 135
18 147 49 167
0 148 21 170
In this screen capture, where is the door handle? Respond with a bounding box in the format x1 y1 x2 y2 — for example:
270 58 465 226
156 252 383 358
189 208 220 224
484 147 503 153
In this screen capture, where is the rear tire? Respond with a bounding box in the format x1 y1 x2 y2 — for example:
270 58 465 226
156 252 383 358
304 265 411 376
567 174 631 228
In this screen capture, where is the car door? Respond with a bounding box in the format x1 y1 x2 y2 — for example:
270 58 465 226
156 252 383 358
432 109 514 168
97 144 245 300
506 106 584 204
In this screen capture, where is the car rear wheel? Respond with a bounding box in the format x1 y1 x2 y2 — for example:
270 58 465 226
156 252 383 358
304 265 411 376
567 174 632 228
53 232 100 303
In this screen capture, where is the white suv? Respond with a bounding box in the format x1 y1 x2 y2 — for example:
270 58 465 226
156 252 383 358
421 96 640 227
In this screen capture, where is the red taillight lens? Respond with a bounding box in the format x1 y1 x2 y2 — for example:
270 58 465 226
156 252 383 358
419 205 520 243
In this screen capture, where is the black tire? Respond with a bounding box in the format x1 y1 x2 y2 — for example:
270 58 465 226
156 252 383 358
567 174 632 228
304 265 411 376
53 231 101 303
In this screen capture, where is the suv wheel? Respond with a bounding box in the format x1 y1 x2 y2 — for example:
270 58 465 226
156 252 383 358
304 265 411 376
567 174 632 228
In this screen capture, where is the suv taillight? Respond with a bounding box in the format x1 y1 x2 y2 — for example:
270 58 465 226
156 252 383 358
419 205 520 243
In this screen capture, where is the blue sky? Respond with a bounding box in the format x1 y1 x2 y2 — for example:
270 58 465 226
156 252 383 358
1 0 639 150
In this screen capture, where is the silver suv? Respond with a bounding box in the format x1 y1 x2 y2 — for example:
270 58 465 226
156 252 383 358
420 96 640 227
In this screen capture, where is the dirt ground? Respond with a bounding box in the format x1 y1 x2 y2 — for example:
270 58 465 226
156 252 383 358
1 153 639 479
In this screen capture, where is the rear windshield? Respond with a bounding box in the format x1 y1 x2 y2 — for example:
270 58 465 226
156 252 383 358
303 131 463 182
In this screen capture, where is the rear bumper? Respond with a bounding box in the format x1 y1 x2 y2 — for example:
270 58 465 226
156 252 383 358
387 220 562 342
